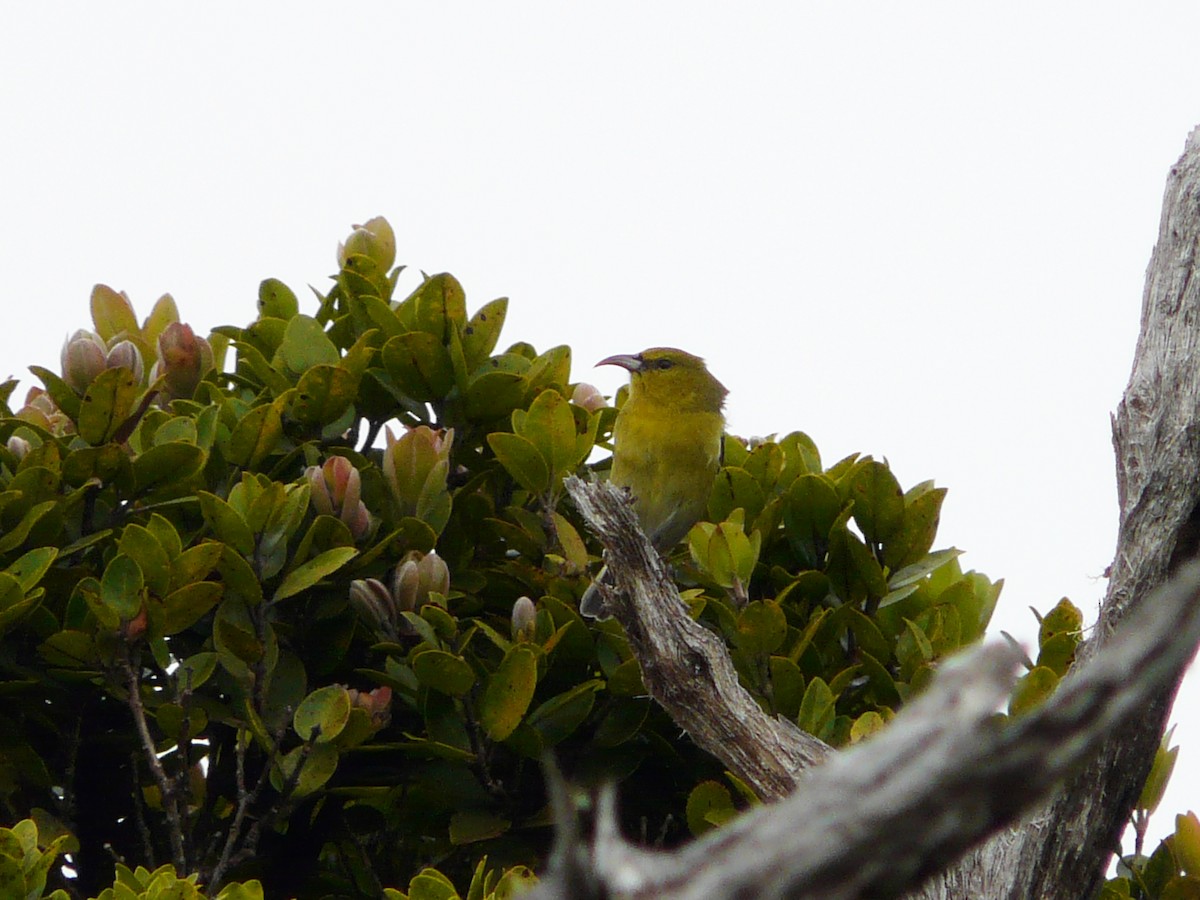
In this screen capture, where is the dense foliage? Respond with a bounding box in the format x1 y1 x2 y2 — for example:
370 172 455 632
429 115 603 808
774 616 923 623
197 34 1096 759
0 216 1183 899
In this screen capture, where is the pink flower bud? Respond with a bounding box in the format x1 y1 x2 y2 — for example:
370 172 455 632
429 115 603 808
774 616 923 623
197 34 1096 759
306 457 371 539
571 382 608 412
154 322 214 400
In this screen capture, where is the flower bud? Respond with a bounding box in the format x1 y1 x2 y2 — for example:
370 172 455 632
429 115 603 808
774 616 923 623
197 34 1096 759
511 596 537 642
571 382 607 412
338 216 396 272
16 388 72 435
349 578 400 641
154 322 215 400
382 425 454 519
6 435 30 462
306 457 371 540
106 339 145 383
347 685 393 728
391 558 421 614
61 330 108 393
391 550 450 612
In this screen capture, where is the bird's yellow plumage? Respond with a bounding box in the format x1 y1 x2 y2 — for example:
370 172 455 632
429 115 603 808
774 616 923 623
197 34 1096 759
579 348 727 618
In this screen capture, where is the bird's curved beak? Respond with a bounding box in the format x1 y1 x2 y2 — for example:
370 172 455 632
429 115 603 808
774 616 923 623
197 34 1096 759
596 353 642 372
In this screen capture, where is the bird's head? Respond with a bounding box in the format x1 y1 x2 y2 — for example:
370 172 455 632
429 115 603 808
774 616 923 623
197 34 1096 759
597 347 727 413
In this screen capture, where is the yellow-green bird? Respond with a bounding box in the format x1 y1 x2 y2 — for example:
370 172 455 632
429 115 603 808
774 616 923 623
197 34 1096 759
579 347 727 618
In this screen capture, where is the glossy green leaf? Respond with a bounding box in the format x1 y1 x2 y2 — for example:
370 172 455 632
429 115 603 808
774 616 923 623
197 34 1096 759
796 676 835 739
1008 666 1059 717
197 492 255 556
273 546 358 602
78 367 140 445
161 582 223 635
488 432 550 494
271 741 338 798
382 331 455 401
685 781 736 836
170 541 225 593
412 650 477 697
518 389 579 478
480 645 537 741
291 364 357 426
224 403 283 468
449 810 511 846
278 315 339 376
294 684 351 742
735 600 787 656
783 474 841 568
848 459 904 548
461 297 508 369
258 278 299 319
101 554 144 620
132 442 207 493
5 546 57 593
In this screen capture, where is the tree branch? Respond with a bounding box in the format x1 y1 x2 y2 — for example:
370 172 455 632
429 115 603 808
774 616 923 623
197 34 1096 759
565 475 830 801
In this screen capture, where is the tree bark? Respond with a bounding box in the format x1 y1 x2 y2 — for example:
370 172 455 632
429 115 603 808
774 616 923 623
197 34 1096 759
543 126 1200 898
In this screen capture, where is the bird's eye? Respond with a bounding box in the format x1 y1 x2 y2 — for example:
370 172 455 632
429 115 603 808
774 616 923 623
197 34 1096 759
656 358 674 370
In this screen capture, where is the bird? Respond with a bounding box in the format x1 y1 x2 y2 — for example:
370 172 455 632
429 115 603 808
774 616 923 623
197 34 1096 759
579 347 727 618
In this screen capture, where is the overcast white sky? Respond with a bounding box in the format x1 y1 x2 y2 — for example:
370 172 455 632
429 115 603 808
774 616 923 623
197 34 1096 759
3 4 1197 856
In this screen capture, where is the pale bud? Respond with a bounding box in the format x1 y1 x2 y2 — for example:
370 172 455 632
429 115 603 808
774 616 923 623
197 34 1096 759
61 330 108 393
511 596 537 642
5 435 30 462
571 382 607 412
106 339 145 383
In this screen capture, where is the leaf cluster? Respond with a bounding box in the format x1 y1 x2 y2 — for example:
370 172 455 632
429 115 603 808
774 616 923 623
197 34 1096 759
0 216 1025 897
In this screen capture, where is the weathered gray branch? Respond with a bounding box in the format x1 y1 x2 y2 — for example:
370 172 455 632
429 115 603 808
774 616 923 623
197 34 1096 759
565 475 830 798
547 126 1200 898
553 480 1200 898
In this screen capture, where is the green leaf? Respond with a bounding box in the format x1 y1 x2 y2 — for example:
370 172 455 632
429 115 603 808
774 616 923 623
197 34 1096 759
518 389 580 478
78 367 141 445
291 365 358 427
412 650 477 697
28 365 81 419
271 742 338 798
524 680 602 747
161 582 223 635
783 474 842 568
119 524 171 596
735 601 787 656
0 501 57 555
768 656 805 719
5 546 57 593
848 459 904 548
224 402 283 469
91 284 139 342
449 810 511 846
480 645 538 741
273 546 358 602
709 466 767 525
294 684 351 742
1008 666 1059 717
888 547 963 591
170 542 225 593
278 316 339 376
132 442 207 494
487 432 550 494
382 331 456 401
797 676 835 739
686 781 736 836
461 297 508 369
258 278 299 319
101 554 144 621
197 492 255 556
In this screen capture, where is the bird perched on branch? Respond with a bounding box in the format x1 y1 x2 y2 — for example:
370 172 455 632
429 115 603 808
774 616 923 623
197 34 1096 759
579 347 727 618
